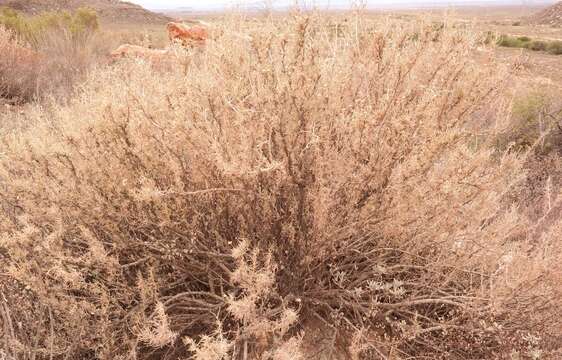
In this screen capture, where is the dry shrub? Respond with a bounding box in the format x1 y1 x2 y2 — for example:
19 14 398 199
0 24 115 103
0 13 561 360
0 7 108 102
495 86 562 230
0 27 41 102
33 28 115 99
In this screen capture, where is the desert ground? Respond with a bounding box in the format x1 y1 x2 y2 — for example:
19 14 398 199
0 2 561 360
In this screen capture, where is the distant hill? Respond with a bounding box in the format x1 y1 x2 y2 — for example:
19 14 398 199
0 0 172 23
528 1 562 27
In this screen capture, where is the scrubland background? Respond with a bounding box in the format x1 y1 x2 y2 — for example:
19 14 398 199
0 4 561 360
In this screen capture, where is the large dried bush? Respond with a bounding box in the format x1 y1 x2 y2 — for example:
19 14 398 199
0 13 561 359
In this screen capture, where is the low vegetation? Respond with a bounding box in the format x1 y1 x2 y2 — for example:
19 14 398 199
497 34 562 55
494 90 561 154
0 8 115 103
0 27 41 101
0 12 561 360
0 6 98 46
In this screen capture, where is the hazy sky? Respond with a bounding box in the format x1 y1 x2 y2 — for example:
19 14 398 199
129 0 546 10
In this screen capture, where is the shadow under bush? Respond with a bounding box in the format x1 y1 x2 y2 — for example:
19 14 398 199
0 14 561 360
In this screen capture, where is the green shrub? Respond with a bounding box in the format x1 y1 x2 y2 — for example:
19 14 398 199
0 26 41 102
0 7 105 101
528 40 547 51
497 34 562 55
0 7 29 38
0 7 99 47
497 34 528 48
478 30 498 45
494 91 560 154
513 92 547 123
547 40 562 55
0 23 114 102
69 7 99 34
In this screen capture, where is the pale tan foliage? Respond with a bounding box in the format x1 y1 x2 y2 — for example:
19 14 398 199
261 335 305 360
137 302 178 348
228 244 302 355
182 242 302 359
183 332 232 360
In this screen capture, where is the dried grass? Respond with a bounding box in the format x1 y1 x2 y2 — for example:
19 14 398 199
0 24 115 103
0 27 41 102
